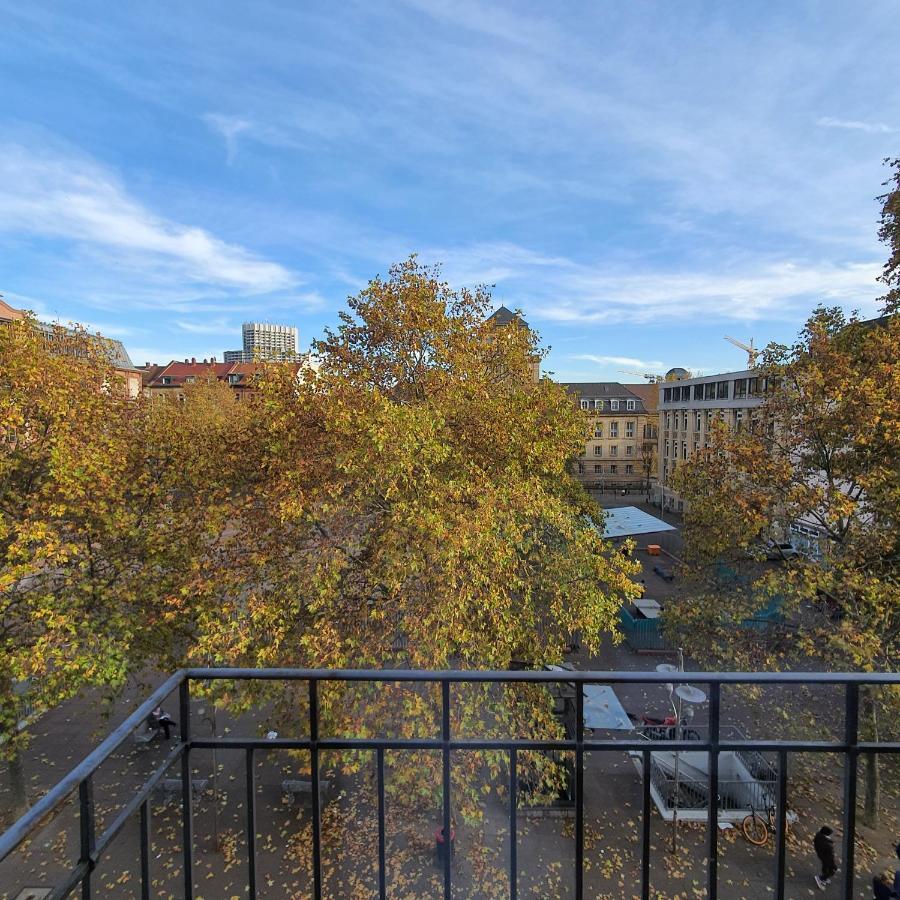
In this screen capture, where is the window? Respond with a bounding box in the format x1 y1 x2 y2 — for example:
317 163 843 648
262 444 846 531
580 400 589 410
626 399 635 410
734 378 747 399
609 422 619 438
609 445 618 456
594 445 603 456
609 465 617 475
594 464 601 474
161 376 172 385
185 376 196 384
693 441 699 452
611 399 620 411
717 380 729 399
682 441 687 460
228 374 241 384
748 377 759 395
682 412 688 431
594 423 603 438
664 388 672 403
626 422 635 438
735 410 744 431
695 413 702 432
704 382 716 400
577 463 584 474
681 385 691 401
664 413 670 430
625 464 633 475
694 384 704 400
626 444 634 455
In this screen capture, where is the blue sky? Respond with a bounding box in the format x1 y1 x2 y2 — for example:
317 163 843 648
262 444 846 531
0 1 896 379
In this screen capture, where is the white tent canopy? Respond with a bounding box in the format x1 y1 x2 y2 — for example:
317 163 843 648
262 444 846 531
601 506 676 539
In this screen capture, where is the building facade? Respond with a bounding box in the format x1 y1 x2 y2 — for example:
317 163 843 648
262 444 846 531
656 369 766 512
563 383 658 492
224 322 299 362
139 358 313 399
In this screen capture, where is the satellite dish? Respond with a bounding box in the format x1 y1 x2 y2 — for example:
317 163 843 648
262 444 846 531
675 685 707 704
656 664 678 674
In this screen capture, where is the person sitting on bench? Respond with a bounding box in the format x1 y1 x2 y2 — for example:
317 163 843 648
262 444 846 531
147 706 176 740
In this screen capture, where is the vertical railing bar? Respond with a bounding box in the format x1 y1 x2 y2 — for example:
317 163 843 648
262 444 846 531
140 799 150 900
179 678 193 900
377 748 387 900
841 682 859 900
509 746 518 900
246 748 257 900
774 749 788 900
707 682 720 900
441 679 452 900
641 749 651 900
78 777 95 900
575 680 584 900
309 679 323 900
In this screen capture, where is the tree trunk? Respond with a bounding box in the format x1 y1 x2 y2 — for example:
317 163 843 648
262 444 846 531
3 745 30 826
861 688 880 828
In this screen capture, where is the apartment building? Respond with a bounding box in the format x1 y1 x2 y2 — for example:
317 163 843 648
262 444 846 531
656 369 767 512
139 357 313 399
224 322 300 362
563 382 659 492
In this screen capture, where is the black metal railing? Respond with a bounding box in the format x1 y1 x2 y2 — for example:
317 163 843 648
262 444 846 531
1 668 898 900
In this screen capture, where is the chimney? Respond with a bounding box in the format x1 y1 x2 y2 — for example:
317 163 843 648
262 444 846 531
184 358 189 364
211 356 216 363
191 357 196 364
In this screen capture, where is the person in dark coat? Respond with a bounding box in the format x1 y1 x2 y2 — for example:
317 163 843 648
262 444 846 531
872 870 896 900
814 825 838 890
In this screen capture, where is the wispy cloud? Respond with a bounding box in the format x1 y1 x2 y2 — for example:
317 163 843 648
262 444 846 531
816 116 895 134
573 354 665 370
203 114 253 164
174 318 235 335
0 143 295 294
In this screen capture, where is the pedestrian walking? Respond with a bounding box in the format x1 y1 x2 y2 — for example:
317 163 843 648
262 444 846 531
147 705 175 740
872 870 895 900
813 825 838 890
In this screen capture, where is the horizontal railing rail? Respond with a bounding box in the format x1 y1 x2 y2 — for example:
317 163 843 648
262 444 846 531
1 667 898 900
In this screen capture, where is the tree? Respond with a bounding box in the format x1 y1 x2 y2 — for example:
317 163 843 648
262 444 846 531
670 306 900 824
188 258 638 816
877 157 900 314
0 323 247 819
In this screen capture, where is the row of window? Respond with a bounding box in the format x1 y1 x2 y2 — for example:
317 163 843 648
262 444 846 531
592 421 636 438
576 463 635 476
662 376 776 404
664 408 751 433
580 398 637 411
591 444 635 456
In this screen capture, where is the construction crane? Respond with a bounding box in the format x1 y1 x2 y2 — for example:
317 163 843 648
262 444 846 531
724 336 759 367
619 369 664 383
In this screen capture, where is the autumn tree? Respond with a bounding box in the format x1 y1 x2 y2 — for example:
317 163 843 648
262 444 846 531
670 306 899 823
877 157 900 313
0 323 249 819
189 258 638 816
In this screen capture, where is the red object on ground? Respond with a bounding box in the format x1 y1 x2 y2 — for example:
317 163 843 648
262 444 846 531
647 544 661 556
434 826 456 843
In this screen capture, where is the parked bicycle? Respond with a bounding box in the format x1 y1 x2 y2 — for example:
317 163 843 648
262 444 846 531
742 804 791 845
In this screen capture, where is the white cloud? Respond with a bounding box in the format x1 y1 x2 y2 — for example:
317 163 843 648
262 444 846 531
204 114 253 164
816 116 895 134
427 241 883 326
0 143 294 294
174 318 234 335
573 354 665 370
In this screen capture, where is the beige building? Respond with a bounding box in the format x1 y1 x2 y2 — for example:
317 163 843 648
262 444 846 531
563 383 659 493
656 369 767 512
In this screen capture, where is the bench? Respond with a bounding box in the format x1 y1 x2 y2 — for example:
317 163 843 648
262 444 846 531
652 565 674 583
281 777 331 806
152 777 209 804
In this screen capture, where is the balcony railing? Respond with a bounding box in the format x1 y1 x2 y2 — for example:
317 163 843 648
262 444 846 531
1 668 898 900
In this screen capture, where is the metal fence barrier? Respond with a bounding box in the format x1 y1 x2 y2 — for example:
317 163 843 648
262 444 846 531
1 668 898 900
